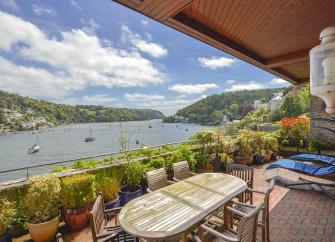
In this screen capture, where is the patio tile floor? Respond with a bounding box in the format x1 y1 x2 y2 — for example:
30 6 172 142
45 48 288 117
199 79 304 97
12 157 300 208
13 162 335 242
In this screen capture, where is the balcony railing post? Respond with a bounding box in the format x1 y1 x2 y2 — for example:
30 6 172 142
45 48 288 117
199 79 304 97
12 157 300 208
26 168 29 180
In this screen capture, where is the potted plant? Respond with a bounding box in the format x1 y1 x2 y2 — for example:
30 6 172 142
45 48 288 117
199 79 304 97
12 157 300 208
194 152 210 173
96 176 120 209
119 161 145 205
0 199 15 242
60 174 96 231
233 130 253 165
249 131 265 165
23 176 61 242
220 153 233 172
264 137 279 161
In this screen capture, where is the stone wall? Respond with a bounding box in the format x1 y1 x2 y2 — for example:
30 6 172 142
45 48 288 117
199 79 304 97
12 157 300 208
310 95 335 145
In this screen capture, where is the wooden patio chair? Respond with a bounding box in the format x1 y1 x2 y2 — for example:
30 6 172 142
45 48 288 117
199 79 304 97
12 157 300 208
193 203 263 242
227 163 254 204
231 179 275 242
89 193 139 242
172 160 196 181
146 168 175 192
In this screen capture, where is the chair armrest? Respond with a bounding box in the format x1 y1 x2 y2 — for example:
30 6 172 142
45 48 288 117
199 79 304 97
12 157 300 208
226 206 248 217
172 177 180 182
200 224 239 242
105 207 122 214
229 200 257 209
167 180 176 185
147 188 152 193
247 188 265 195
191 234 202 242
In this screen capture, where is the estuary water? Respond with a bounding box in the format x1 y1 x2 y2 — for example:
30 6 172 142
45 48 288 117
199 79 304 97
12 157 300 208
0 120 206 181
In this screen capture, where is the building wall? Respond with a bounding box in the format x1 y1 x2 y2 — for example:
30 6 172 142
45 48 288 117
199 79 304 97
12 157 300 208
310 95 335 145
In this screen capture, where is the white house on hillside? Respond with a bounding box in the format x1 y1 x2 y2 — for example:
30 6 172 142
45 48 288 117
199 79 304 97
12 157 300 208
269 95 284 111
253 100 268 110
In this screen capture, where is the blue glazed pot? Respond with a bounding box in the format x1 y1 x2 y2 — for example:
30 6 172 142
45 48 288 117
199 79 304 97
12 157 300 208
0 232 11 242
119 185 142 205
253 155 265 164
104 195 120 210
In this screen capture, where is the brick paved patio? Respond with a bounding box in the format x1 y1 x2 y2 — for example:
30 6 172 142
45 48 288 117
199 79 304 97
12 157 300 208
13 163 335 242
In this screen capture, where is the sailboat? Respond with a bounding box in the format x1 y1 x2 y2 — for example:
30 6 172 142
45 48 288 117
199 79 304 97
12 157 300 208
27 118 40 154
85 126 95 142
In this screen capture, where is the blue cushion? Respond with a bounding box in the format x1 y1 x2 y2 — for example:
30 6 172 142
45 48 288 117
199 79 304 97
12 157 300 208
267 159 335 176
290 154 335 165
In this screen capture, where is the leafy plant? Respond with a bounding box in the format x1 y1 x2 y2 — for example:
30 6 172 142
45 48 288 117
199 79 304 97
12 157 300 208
61 174 96 209
124 162 146 191
23 176 61 224
149 157 166 169
264 137 279 152
0 199 15 236
96 177 120 201
235 130 254 157
220 153 233 163
193 152 208 168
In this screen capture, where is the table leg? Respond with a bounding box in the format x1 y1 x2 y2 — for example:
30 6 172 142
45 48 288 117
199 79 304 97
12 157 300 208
180 233 188 242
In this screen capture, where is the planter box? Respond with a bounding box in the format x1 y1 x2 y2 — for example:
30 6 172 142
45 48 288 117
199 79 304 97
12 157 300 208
27 214 60 242
119 185 142 206
233 156 253 165
62 203 93 231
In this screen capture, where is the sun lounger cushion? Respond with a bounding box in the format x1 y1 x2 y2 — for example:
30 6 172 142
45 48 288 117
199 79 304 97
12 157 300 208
267 159 335 176
289 154 335 165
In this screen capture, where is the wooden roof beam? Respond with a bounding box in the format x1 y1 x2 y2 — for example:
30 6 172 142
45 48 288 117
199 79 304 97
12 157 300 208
265 49 310 68
171 12 299 84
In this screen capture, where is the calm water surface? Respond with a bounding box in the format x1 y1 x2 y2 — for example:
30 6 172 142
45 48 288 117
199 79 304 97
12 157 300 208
0 120 207 181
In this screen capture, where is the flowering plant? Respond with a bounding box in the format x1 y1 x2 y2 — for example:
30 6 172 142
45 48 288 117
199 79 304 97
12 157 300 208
279 117 310 139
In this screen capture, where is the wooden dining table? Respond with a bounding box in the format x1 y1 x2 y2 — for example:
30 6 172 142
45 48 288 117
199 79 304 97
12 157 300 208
119 173 247 241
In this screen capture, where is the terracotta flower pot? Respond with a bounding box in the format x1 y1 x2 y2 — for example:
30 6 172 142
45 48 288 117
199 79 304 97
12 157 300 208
62 203 93 231
27 214 60 242
233 155 253 165
264 151 272 162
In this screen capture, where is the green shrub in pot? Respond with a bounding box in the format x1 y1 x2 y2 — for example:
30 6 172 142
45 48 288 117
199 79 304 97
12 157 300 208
95 176 120 209
0 199 15 240
23 175 61 242
60 174 96 231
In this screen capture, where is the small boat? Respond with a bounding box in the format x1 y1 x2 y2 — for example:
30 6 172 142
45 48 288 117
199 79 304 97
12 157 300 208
28 118 40 154
148 125 152 128
136 139 141 145
85 126 95 142
28 144 40 154
185 128 189 131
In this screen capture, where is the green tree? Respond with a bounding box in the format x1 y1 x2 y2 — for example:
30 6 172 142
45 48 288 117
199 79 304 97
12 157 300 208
229 103 239 118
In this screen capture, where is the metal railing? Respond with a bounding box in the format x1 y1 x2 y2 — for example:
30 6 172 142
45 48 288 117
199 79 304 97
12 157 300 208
0 140 191 182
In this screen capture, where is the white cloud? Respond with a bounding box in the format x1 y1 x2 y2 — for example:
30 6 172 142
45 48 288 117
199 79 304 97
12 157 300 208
125 93 206 115
63 94 117 106
169 83 219 95
0 0 18 10
32 4 56 16
140 20 149 27
80 18 100 33
0 11 165 99
225 81 266 92
121 25 167 58
124 93 165 102
226 80 236 84
271 78 287 84
69 0 82 10
198 56 238 69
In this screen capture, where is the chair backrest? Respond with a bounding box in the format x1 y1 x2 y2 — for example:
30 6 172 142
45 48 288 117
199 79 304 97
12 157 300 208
227 163 254 203
146 168 168 192
236 203 263 242
90 193 107 242
263 179 275 220
172 161 191 181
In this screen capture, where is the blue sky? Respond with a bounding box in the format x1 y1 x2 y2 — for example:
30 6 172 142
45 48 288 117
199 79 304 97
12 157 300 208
0 0 290 115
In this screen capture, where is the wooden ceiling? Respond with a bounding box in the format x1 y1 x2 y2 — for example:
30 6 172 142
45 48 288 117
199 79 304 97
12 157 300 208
113 0 335 84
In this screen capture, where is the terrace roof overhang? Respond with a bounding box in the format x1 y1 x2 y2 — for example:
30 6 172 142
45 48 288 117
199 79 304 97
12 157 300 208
113 0 335 85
